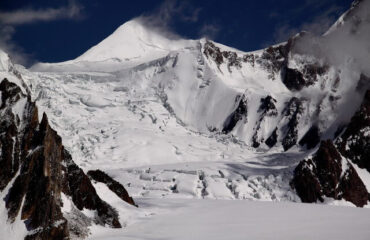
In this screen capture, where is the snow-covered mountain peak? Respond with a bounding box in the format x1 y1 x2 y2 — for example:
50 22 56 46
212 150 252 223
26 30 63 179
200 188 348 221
31 19 198 72
0 49 11 72
75 19 193 63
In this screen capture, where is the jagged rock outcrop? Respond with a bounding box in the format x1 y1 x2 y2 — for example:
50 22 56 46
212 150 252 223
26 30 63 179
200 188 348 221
337 89 370 172
258 95 278 117
203 40 242 72
282 67 306 91
202 34 328 150
291 140 368 207
299 125 321 150
281 97 305 151
62 150 121 229
203 41 224 66
292 88 370 206
87 170 137 207
252 96 278 148
222 94 248 133
265 128 278 148
281 63 328 92
0 78 132 239
257 44 288 80
1 79 69 239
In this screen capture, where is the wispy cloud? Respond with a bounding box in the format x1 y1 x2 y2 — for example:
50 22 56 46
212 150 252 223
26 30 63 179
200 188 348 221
0 1 83 25
0 0 84 65
137 0 224 41
199 23 221 40
136 0 201 39
272 5 343 43
0 25 30 65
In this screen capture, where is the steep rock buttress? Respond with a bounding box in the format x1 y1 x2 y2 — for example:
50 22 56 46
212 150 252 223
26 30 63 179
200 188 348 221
0 78 135 239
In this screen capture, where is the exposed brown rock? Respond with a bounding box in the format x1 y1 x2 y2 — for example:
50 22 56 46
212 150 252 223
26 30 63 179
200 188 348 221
0 79 69 239
0 78 128 239
203 41 223 65
87 170 137 207
203 40 243 72
62 150 121 228
292 140 368 207
337 89 370 172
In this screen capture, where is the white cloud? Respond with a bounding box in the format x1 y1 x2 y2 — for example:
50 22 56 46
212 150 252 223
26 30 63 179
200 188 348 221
0 25 32 66
0 0 84 65
199 23 221 40
0 0 83 25
136 0 201 39
273 5 342 43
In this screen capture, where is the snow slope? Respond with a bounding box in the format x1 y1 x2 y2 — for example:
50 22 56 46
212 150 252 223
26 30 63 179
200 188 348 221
30 18 369 153
90 198 370 240
1 1 366 238
25 5 370 203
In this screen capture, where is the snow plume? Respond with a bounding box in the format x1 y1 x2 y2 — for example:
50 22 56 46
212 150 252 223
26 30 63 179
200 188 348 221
199 23 221 39
0 0 84 65
135 0 201 40
293 0 370 77
0 25 30 66
272 2 344 43
293 0 370 124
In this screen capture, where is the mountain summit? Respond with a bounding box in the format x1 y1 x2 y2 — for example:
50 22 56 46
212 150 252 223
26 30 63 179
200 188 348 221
76 19 193 62
1 0 370 239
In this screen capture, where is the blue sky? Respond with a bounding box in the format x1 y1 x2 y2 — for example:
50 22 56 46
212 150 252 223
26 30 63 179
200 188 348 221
0 0 353 66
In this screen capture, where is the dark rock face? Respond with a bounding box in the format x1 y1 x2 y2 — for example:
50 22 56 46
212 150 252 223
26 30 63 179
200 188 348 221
252 96 278 148
0 79 69 239
299 125 321 149
337 89 370 172
356 74 370 92
222 94 248 133
203 38 329 150
282 67 306 91
203 41 224 66
242 54 255 67
204 33 327 92
222 51 242 71
87 170 137 207
0 78 128 239
282 97 304 151
257 45 288 80
265 128 278 148
62 151 121 229
282 63 328 92
258 95 278 117
293 89 370 207
203 40 242 72
292 140 368 207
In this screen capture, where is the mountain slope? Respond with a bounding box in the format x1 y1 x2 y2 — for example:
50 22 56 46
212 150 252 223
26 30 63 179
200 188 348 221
31 1 369 153
0 50 137 240
26 0 370 202
1 0 370 239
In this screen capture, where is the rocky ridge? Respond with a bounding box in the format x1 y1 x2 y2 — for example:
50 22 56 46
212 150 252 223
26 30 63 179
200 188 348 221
292 89 370 207
0 78 135 239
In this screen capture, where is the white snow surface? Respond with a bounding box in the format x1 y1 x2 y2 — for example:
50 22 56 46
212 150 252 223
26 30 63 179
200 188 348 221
0 171 28 240
1 9 370 239
89 198 370 240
